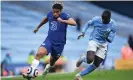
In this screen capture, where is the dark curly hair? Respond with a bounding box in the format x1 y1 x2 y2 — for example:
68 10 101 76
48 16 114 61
52 3 63 10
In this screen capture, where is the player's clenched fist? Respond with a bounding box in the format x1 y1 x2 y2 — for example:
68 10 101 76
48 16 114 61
77 32 85 40
57 17 63 22
33 28 39 33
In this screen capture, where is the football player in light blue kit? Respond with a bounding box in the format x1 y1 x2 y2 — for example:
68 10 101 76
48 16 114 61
75 10 117 80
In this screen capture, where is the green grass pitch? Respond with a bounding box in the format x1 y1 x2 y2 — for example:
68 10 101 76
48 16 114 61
2 70 133 80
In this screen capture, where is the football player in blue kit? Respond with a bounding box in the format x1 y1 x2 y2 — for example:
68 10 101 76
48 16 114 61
23 3 76 79
75 10 117 80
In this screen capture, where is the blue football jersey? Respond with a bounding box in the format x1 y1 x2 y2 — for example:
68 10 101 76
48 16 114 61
47 11 70 45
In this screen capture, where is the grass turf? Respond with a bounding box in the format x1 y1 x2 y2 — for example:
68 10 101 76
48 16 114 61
2 70 133 80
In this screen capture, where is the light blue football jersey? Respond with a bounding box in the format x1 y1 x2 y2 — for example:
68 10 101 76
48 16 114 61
83 16 117 44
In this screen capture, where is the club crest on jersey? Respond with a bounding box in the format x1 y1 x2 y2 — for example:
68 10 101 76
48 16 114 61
50 21 58 31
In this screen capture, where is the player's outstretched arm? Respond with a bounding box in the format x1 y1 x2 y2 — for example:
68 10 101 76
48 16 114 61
33 17 48 33
77 20 93 40
57 17 76 26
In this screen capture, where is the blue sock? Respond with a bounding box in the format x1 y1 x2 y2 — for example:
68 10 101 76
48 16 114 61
79 64 97 76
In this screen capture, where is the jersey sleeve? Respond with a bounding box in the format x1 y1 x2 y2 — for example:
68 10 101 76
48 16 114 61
47 14 48 18
82 17 96 33
47 11 52 20
64 13 70 20
107 23 117 43
47 12 49 18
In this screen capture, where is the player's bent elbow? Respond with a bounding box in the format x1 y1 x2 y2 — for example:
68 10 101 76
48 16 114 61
72 22 77 26
73 23 77 26
69 23 76 26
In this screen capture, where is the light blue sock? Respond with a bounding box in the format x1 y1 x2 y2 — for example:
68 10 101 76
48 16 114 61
79 64 97 76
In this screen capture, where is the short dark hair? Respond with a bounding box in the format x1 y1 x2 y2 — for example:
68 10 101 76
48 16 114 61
102 10 111 19
52 3 63 10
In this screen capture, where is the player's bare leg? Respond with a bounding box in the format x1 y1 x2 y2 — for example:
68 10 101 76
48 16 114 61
23 47 48 79
43 55 60 76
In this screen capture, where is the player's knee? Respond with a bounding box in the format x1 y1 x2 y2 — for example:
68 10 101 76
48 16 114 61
36 51 46 58
86 51 95 63
36 47 48 57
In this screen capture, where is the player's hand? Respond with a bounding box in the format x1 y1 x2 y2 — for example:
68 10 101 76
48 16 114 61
77 32 85 40
33 28 39 33
104 32 109 39
104 29 111 38
57 17 64 23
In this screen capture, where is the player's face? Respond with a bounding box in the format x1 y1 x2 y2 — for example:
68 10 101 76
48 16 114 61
53 9 61 18
102 15 110 24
